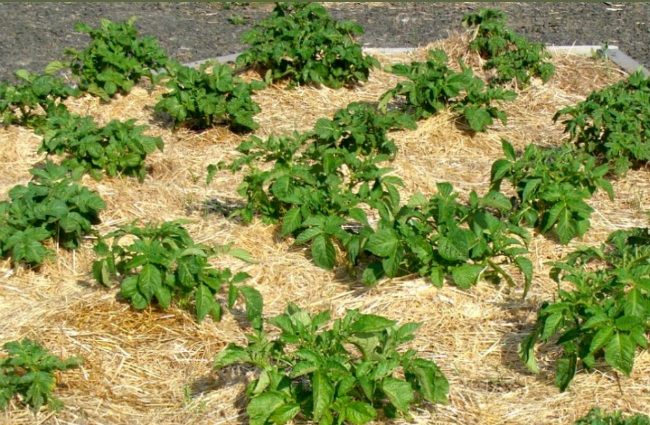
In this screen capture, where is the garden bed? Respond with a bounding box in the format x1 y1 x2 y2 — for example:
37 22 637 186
1 31 649 425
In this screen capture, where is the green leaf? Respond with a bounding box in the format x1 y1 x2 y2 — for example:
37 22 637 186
214 344 250 369
405 358 449 404
138 263 162 301
381 377 414 412
555 352 577 392
195 284 217 323
247 392 285 425
350 314 397 333
344 401 376 425
311 234 336 269
365 228 399 257
438 236 468 262
450 264 483 288
239 286 264 329
281 208 302 236
312 370 334 421
514 256 533 297
269 403 300 424
589 325 615 353
604 332 635 375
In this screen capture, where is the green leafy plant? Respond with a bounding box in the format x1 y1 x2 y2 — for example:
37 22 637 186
0 162 105 266
236 2 378 88
220 102 413 223
0 339 81 411
575 408 650 425
463 8 555 86
360 183 533 292
217 103 532 291
228 13 249 25
0 70 78 127
519 228 650 391
490 139 614 244
554 70 650 176
64 18 169 100
37 107 163 181
155 62 264 132
379 49 516 132
214 304 449 425
93 220 262 327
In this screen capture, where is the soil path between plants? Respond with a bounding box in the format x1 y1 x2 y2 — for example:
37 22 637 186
1 2 649 81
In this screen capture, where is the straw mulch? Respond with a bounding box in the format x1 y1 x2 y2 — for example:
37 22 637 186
1 34 648 425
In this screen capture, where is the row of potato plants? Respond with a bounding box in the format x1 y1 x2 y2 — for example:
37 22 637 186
1 3 647 422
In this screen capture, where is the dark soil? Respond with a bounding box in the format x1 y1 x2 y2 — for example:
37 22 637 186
0 2 649 81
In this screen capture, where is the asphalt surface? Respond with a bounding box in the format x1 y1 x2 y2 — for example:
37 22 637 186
0 2 649 81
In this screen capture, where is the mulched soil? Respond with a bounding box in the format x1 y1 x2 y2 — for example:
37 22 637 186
0 2 649 81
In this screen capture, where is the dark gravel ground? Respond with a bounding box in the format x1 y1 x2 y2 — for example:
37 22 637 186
0 2 649 81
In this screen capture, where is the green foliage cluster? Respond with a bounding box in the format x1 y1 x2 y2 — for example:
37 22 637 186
0 70 78 127
463 8 555 86
93 220 262 326
575 408 650 425
0 163 105 266
214 304 448 425
236 2 378 88
555 70 650 176
490 140 613 244
155 62 264 132
0 339 81 411
219 102 531 289
379 49 516 132
37 108 163 181
64 17 169 100
520 228 650 391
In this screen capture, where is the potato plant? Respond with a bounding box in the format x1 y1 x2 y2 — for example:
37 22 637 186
218 102 532 290
155 62 264 132
93 221 262 327
214 304 449 425
520 228 650 391
379 49 516 132
0 339 81 412
0 162 105 266
490 140 613 244
463 8 555 86
575 408 650 425
0 70 78 127
64 18 169 100
37 107 163 182
555 70 650 176
236 2 379 88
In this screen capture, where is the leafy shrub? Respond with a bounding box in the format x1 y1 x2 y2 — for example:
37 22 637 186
520 228 650 391
155 62 264 132
37 108 163 181
218 103 532 290
214 304 449 425
463 8 555 86
236 2 378 88
360 183 533 291
490 140 613 244
64 18 169 100
379 49 516 132
0 339 81 411
93 220 262 327
0 162 105 266
576 408 650 425
0 70 78 127
554 70 650 176
222 102 413 223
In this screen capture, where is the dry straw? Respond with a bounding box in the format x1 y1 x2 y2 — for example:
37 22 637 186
1 33 648 425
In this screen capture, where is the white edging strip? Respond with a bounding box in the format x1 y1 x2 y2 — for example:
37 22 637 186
185 45 649 77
